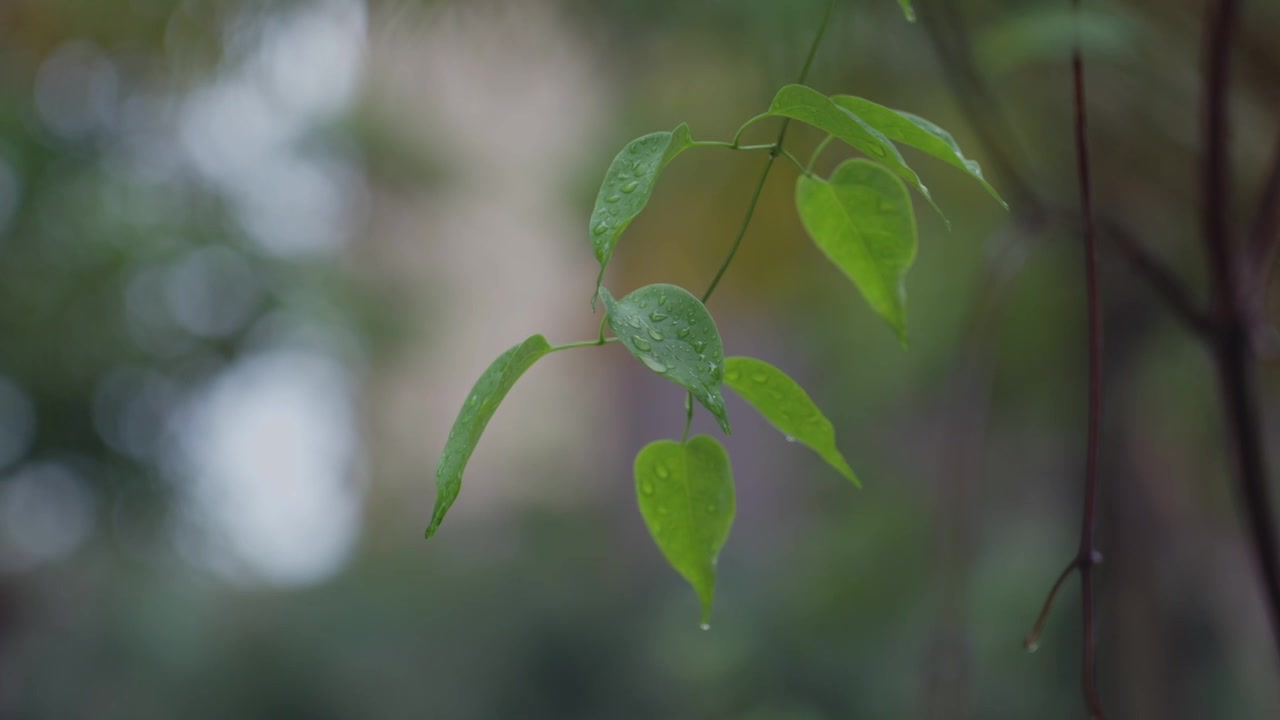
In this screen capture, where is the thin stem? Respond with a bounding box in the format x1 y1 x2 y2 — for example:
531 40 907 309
547 337 619 354
731 113 772 147
690 141 810 175
1023 559 1077 653
808 134 835 173
1070 5 1105 714
1201 0 1280 660
681 392 694 442
703 0 834 304
689 141 777 152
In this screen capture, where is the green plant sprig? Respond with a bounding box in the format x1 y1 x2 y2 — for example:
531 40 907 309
427 0 1006 626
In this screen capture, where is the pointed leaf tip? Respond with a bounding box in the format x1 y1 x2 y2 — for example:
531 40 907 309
795 159 917 340
634 436 735 625
426 334 552 539
723 356 862 487
589 125 693 297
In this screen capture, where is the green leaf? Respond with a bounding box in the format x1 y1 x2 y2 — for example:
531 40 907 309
895 0 916 22
426 334 552 539
634 436 735 626
829 96 1007 209
599 284 730 434
795 159 917 342
723 356 860 487
767 84 946 224
590 125 694 296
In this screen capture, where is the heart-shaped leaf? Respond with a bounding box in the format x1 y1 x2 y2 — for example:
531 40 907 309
634 436 735 626
795 159 917 342
724 356 860 487
599 284 730 434
590 125 693 296
426 334 552 539
830 96 1006 208
767 84 945 224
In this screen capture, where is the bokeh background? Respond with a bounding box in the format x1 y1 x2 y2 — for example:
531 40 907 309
0 0 1278 717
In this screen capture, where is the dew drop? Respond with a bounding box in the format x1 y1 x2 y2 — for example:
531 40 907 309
631 336 652 351
656 465 670 479
658 295 668 306
647 328 665 341
626 316 643 329
699 623 711 631
649 312 668 322
592 222 608 236
639 355 668 373
621 180 640 193
750 372 768 383
676 328 690 339
640 481 655 495
606 195 621 204
692 340 706 353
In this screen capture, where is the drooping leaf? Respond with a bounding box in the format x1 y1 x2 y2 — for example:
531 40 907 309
724 356 860 487
795 159 917 342
895 0 916 22
634 436 735 626
426 334 552 539
830 96 1007 208
767 84 945 224
599 284 730 434
590 125 693 296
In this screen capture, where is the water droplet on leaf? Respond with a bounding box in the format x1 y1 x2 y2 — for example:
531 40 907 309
632 336 652 352
621 180 640 193
647 328 664 341
639 355 668 373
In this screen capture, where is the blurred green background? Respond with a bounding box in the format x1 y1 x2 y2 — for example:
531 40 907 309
0 0 1278 717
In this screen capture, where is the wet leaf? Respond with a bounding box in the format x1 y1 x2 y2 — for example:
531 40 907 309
767 84 945 224
724 356 860 487
590 125 693 296
599 284 730 434
426 334 552 539
795 159 917 342
896 0 916 22
830 96 1006 208
634 436 735 626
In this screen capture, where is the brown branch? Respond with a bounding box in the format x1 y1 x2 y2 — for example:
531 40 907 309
1068 8 1106 713
1200 0 1280 659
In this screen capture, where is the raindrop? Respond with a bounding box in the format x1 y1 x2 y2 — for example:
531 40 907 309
626 316 643 329
640 481 655 495
691 340 706 353
658 296 668 306
699 623 711 631
649 312 668 322
647 328 664 341
606 195 621 204
621 180 640 193
656 465 670 479
631 336 652 352
676 328 690 339
725 369 740 381
750 372 768 383
592 222 608 236
639 355 668 373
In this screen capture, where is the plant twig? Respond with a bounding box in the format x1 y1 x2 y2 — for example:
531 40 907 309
702 0 833 303
1068 7 1106 713
1200 0 1280 658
